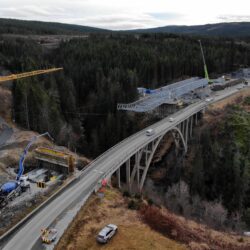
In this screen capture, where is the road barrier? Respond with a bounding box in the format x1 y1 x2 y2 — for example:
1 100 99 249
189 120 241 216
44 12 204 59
37 182 46 188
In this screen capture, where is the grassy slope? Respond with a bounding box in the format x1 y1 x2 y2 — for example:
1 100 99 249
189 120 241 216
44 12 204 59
55 188 187 250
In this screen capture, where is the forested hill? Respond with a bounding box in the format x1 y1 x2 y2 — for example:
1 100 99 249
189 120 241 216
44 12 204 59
1 18 250 37
129 22 250 37
0 18 108 35
0 34 248 157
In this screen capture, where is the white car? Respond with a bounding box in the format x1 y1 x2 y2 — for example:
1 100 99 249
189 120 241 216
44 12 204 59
169 117 175 122
205 97 213 102
146 129 154 136
96 224 118 243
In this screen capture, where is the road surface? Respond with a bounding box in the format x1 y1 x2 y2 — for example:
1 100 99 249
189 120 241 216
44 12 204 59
2 84 248 250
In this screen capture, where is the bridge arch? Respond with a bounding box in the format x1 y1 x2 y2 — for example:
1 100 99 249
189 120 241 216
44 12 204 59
137 126 187 190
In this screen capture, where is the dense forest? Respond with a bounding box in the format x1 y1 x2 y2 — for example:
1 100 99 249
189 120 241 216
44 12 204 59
0 33 249 157
0 31 250 229
187 99 250 228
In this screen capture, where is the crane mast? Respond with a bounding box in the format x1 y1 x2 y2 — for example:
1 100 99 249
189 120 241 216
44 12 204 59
198 40 210 83
0 67 63 83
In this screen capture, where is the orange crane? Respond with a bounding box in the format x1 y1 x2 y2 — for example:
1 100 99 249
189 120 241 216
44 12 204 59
0 67 63 83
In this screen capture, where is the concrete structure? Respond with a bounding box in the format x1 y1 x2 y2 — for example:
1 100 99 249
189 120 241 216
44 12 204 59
35 147 75 174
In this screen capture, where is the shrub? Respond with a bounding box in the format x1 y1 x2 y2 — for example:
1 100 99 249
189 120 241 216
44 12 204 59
123 190 130 197
134 193 141 199
128 199 140 210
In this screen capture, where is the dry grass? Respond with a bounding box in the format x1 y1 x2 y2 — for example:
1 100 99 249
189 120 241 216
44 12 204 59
56 188 187 250
209 88 250 111
140 204 250 250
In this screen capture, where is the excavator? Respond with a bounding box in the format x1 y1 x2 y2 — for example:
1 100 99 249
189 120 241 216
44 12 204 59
0 67 62 208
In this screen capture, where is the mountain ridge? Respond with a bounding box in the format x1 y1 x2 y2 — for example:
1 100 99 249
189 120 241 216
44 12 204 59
126 22 250 37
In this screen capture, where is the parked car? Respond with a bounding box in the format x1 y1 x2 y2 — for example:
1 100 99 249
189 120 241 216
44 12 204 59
96 224 118 243
146 128 154 136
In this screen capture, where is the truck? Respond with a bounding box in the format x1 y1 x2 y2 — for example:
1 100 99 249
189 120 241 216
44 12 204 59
41 228 57 244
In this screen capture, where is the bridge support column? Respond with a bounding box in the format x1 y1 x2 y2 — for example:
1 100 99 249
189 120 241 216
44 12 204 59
126 159 131 191
185 118 189 144
190 115 193 137
116 167 121 189
139 136 163 191
195 113 198 125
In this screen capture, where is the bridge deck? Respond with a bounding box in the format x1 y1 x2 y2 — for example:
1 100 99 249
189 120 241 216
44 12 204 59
117 77 208 112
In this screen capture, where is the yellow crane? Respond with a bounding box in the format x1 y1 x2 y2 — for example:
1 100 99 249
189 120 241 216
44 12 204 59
0 67 63 83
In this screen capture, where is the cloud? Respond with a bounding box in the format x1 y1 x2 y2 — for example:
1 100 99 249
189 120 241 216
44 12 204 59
0 0 249 30
64 13 165 30
218 15 250 22
148 12 184 21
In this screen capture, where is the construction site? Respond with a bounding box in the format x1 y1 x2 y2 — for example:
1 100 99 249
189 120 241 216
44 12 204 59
0 68 89 234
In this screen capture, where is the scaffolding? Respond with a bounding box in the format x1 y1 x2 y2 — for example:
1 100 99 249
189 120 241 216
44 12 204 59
117 78 208 112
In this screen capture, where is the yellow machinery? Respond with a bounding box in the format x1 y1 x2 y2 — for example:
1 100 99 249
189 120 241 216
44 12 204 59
41 228 57 244
0 67 63 83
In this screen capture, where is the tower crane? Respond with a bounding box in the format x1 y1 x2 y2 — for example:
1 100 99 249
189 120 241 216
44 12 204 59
0 67 63 84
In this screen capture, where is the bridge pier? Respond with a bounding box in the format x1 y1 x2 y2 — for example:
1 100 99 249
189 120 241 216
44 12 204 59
116 168 121 189
126 159 131 191
113 112 200 193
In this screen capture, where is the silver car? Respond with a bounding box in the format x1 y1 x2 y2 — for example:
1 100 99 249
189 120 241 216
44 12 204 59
96 224 118 243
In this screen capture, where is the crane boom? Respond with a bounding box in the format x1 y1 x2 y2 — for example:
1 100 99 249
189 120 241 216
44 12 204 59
0 67 63 83
198 40 210 83
16 132 54 181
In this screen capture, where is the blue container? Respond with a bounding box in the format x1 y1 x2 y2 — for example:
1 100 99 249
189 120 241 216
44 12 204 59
1 181 18 194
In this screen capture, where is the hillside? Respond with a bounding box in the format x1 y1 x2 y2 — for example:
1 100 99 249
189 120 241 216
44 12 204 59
1 19 250 37
129 22 250 37
56 188 250 250
0 18 108 35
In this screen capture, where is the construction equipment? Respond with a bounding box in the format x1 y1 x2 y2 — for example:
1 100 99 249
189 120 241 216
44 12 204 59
0 132 53 208
41 228 57 244
0 67 63 83
198 40 211 83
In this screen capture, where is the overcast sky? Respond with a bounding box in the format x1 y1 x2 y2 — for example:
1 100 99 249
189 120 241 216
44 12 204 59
0 0 250 30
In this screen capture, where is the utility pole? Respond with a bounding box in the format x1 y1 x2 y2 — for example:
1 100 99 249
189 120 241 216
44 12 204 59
198 40 210 83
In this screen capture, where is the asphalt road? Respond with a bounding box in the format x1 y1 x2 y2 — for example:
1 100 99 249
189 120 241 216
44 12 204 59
2 84 248 250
